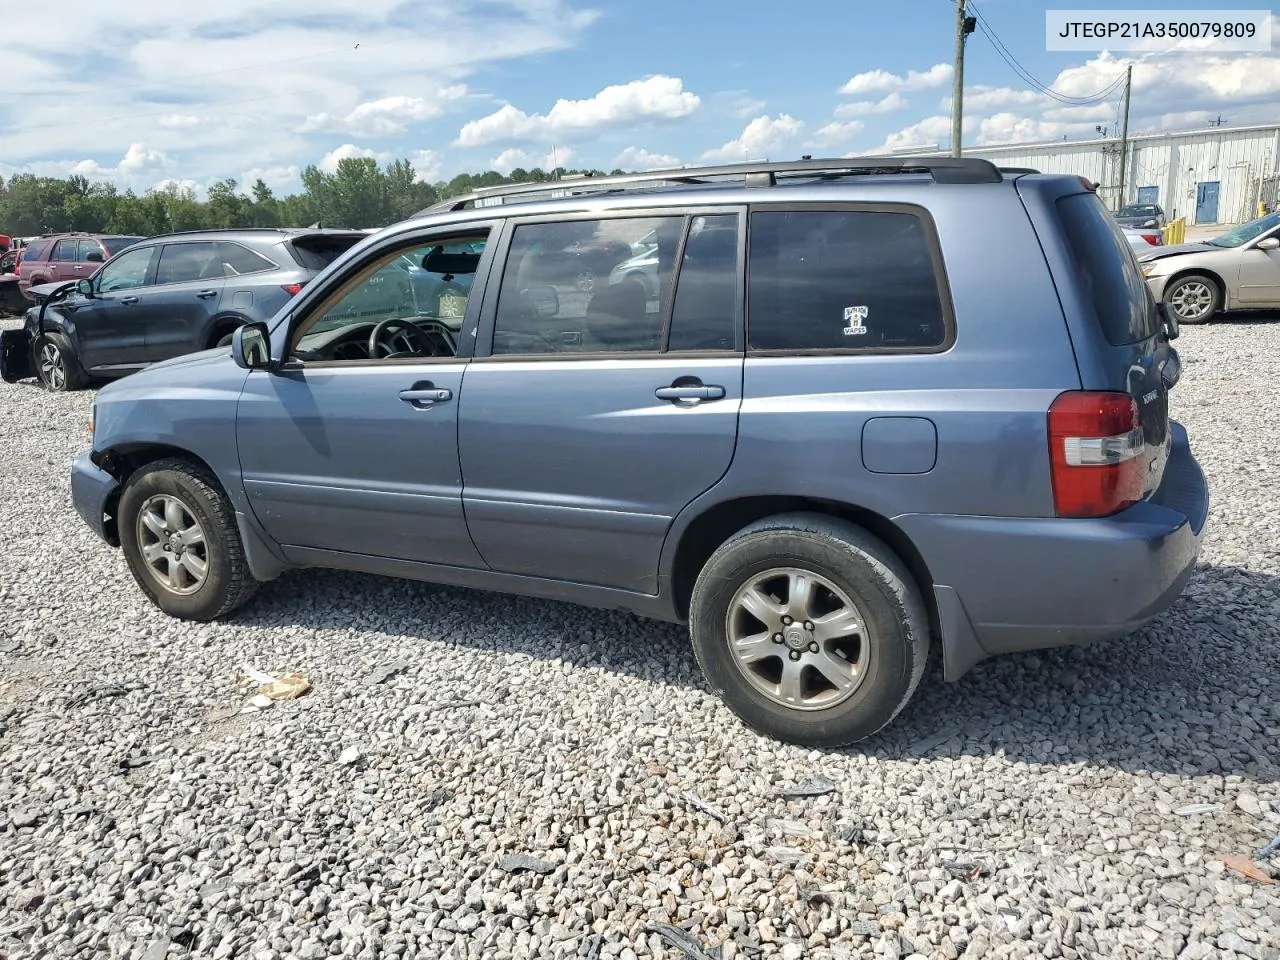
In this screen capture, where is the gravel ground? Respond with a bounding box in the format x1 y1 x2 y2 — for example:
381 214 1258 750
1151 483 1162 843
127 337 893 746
1 314 1279 960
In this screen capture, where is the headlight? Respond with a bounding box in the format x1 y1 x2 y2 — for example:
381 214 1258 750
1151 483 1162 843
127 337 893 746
1141 265 1157 277
1144 220 1157 227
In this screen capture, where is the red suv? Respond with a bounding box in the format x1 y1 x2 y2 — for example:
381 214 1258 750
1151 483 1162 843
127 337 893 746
17 233 145 300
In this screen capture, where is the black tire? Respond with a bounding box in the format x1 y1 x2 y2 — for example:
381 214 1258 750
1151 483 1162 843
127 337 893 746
689 513 929 747
117 457 259 620
215 332 236 348
1163 274 1221 325
33 332 87 392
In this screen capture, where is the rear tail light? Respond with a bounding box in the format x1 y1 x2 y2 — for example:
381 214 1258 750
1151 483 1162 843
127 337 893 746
1047 391 1145 518
282 282 306 296
1141 232 1162 246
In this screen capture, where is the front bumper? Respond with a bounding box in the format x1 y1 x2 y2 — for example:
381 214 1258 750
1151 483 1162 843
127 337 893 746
71 452 121 546
898 419 1208 678
1142 273 1173 301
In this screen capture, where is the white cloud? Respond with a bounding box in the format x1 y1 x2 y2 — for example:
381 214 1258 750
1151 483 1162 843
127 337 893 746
810 120 866 147
834 93 908 117
489 147 576 175
840 63 952 96
241 165 303 193
612 146 681 170
701 114 804 163
862 115 969 154
456 75 700 147
938 86 1041 113
318 143 382 173
302 86 469 137
157 114 204 130
712 90 767 119
407 149 442 182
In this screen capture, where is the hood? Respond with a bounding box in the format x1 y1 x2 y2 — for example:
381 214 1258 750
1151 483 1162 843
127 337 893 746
1136 242 1216 263
146 346 227 372
27 280 77 304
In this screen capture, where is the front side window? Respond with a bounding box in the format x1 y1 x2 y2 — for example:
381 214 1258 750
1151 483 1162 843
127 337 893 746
492 216 683 355
96 245 156 293
747 209 948 352
291 231 489 362
156 242 224 285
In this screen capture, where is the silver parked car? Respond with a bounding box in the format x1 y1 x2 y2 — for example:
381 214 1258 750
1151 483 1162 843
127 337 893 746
1138 211 1280 324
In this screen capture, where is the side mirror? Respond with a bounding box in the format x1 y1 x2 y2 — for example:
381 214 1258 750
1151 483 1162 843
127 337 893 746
1156 300 1179 340
76 279 94 298
85 251 104 263
1257 236 1280 251
231 322 273 370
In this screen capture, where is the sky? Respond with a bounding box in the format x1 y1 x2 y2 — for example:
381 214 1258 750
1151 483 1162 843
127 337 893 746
2 0 1278 198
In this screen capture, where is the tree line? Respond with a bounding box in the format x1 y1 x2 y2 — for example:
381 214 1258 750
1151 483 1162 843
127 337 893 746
0 157 625 238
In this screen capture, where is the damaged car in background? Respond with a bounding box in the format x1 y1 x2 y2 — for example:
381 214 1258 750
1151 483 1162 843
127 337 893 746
1 227 367 391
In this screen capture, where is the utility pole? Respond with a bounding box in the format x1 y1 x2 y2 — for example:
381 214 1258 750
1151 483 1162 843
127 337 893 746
951 0 976 157
1116 64 1133 210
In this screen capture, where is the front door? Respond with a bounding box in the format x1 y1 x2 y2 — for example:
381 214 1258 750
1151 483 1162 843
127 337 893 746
1195 181 1220 224
1236 229 1280 304
144 240 227 360
237 226 498 568
72 243 158 370
460 211 745 593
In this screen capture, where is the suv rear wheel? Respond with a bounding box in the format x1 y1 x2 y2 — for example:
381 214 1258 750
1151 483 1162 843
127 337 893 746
689 514 929 747
117 458 259 620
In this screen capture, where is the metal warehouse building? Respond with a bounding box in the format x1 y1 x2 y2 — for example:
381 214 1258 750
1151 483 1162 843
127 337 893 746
898 122 1280 226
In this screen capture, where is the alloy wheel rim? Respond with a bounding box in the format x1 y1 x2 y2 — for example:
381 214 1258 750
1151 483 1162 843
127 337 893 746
136 494 209 595
40 343 64 389
1170 282 1212 321
725 567 871 711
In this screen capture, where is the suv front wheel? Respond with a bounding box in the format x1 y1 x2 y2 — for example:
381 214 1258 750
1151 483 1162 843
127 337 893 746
117 458 259 620
689 514 929 747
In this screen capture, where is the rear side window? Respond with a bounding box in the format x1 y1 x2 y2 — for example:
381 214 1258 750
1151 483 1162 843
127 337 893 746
101 236 144 256
747 209 948 351
156 241 223 285
51 240 79 262
1055 192 1158 345
215 241 276 275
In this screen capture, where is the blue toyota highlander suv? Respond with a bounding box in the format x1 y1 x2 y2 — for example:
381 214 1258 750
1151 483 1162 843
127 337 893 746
67 158 1208 747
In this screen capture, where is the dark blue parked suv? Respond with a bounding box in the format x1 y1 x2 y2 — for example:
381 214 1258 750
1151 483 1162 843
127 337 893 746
63 158 1208 746
1 227 366 391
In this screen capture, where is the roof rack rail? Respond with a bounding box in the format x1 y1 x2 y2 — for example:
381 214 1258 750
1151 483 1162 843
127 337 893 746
418 156 1006 214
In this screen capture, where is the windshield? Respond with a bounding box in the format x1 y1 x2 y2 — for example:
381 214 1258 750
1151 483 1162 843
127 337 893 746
1208 211 1280 248
1118 205 1158 217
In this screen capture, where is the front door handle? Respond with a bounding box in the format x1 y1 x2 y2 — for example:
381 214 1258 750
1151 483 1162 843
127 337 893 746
399 385 453 409
196 289 218 299
119 296 139 305
655 384 726 403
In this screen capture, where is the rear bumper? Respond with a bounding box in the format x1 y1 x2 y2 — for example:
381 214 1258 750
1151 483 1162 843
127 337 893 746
898 420 1208 679
71 452 121 546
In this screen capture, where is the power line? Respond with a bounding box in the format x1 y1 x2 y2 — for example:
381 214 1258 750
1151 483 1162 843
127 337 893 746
965 0 1127 105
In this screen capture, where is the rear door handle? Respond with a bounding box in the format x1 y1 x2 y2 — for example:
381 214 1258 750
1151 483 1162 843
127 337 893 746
119 296 139 305
399 386 453 408
655 384 725 402
196 289 218 299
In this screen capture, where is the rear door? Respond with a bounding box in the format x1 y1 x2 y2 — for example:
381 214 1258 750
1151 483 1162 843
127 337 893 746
144 241 227 361
459 209 745 593
1045 187 1173 496
48 239 81 283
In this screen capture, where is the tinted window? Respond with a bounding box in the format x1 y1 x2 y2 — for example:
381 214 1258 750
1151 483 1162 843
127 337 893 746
667 214 740 351
101 236 144 256
287 235 364 270
747 210 947 351
215 241 276 275
77 239 105 262
51 240 78 262
1056 192 1158 345
97 245 156 292
24 240 51 262
156 242 223 285
492 216 682 355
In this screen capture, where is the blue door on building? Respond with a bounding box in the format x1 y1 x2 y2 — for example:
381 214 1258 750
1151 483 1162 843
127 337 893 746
1137 186 1159 206
1195 181 1220 224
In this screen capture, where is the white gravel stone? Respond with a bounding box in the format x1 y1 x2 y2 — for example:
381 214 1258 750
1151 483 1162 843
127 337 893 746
2 316 1280 959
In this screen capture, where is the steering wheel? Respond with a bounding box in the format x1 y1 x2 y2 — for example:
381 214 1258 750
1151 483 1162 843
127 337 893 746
368 318 437 359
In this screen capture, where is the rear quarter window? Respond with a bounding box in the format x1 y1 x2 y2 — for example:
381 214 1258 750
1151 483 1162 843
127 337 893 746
287 235 364 270
746 208 949 352
1056 192 1158 345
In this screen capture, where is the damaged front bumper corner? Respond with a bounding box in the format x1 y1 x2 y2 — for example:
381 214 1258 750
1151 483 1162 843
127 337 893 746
71 452 122 547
